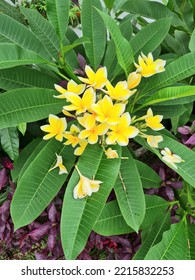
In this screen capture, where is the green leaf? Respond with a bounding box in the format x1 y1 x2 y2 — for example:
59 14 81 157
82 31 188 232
62 37 90 55
11 138 44 183
46 0 70 42
131 18 171 60
133 211 171 260
135 131 195 187
114 147 145 232
104 0 115 10
96 8 134 76
81 0 106 70
0 13 52 61
0 127 19 161
93 200 133 236
61 144 121 260
20 7 60 60
0 66 59 90
0 88 65 129
0 44 48 69
0 0 24 23
135 160 162 189
94 195 169 236
17 123 27 136
144 221 189 260
187 222 195 260
121 0 183 27
136 86 195 111
189 29 195 52
141 52 195 95
11 139 76 230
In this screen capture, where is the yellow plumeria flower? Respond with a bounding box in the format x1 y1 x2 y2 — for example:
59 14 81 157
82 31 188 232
40 114 67 141
91 95 126 125
134 52 166 77
64 124 81 147
54 80 86 98
73 165 102 199
62 87 96 115
74 140 88 156
78 113 108 144
106 112 139 146
105 148 119 159
49 153 68 175
127 72 141 89
146 135 163 148
145 108 164 131
105 81 134 101
161 147 184 169
78 65 107 89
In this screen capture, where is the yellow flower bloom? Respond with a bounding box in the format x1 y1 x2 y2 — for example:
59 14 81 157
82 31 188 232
78 65 107 89
74 140 88 156
40 114 67 141
145 108 164 131
161 147 184 169
127 71 141 89
134 52 166 77
106 112 139 146
78 113 108 144
54 80 85 99
146 135 163 148
73 165 102 199
105 148 119 159
62 87 96 115
91 95 126 125
105 81 134 101
64 124 81 147
49 153 68 175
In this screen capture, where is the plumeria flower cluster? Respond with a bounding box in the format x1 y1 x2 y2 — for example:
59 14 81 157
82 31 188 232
40 52 184 198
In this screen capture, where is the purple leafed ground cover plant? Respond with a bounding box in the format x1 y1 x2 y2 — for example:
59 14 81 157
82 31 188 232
0 121 195 259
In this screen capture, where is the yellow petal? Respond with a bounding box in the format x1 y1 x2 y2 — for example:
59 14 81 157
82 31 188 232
127 72 141 89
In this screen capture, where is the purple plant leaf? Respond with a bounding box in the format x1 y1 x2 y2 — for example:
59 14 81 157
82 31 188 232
58 80 68 89
28 222 51 241
48 203 57 223
185 134 195 145
178 126 191 135
166 180 183 189
0 168 7 190
159 186 175 201
47 226 57 252
78 53 86 71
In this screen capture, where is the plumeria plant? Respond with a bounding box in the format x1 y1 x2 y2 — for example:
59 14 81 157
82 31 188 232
0 0 195 260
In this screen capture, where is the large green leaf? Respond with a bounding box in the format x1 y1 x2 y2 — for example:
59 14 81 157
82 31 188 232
0 13 52 61
187 222 195 260
0 88 65 129
11 139 76 230
136 86 195 111
131 18 171 60
0 66 59 90
0 44 49 69
94 195 169 236
121 0 183 27
0 0 24 23
61 144 121 260
96 9 134 77
11 138 43 182
135 160 162 189
20 7 60 60
46 0 70 42
144 221 189 260
0 127 19 161
141 52 195 95
189 29 195 52
135 131 195 187
93 200 133 236
133 211 171 260
81 0 106 70
114 147 145 232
